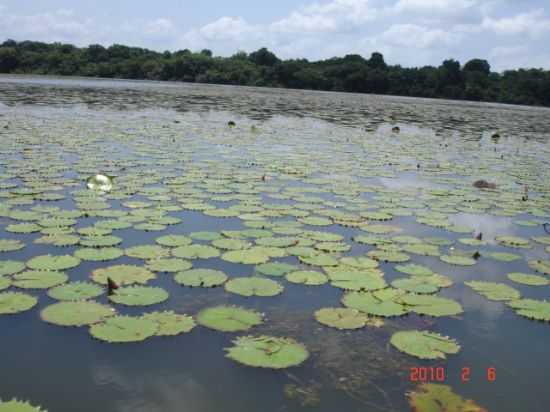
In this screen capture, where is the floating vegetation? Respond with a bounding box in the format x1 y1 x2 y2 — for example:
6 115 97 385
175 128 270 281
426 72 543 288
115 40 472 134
398 294 464 317
12 270 68 289
74 247 123 261
465 281 521 301
0 239 25 252
174 268 227 287
495 235 531 248
145 258 192 273
26 255 81 271
0 292 38 315
439 255 476 266
141 311 196 336
407 384 488 411
225 277 283 297
125 245 170 260
108 286 169 306
91 264 155 286
196 305 263 332
47 282 104 301
286 270 328 285
0 260 26 276
507 299 550 321
528 259 550 275
0 398 47 412
225 335 309 369
256 262 296 277
390 330 460 359
342 289 409 317
90 315 157 343
41 301 115 326
314 308 369 330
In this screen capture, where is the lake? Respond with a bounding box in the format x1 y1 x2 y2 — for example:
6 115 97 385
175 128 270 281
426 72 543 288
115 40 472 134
0 74 549 412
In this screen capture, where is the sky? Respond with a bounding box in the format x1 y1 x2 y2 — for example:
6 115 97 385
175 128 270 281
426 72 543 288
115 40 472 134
1 0 549 71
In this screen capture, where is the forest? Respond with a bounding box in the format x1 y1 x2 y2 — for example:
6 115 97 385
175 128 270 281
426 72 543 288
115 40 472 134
1 39 549 107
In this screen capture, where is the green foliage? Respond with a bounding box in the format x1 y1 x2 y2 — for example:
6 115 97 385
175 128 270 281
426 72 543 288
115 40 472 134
174 268 227 287
256 262 296 277
90 315 157 343
41 301 115 326
465 281 521 301
12 270 68 289
507 299 550 321
197 305 263 332
225 335 309 369
407 384 488 411
0 398 47 412
314 308 369 330
48 281 104 300
390 330 460 359
91 264 156 285
225 277 283 297
398 294 464 317
26 254 81 271
108 286 169 306
0 292 38 314
141 311 196 336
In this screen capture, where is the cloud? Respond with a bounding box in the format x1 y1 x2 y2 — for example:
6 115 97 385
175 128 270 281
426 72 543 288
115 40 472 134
393 0 478 15
379 23 462 49
270 12 337 33
482 9 550 38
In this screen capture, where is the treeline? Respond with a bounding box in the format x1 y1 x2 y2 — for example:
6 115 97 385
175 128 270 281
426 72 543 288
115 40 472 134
1 39 550 107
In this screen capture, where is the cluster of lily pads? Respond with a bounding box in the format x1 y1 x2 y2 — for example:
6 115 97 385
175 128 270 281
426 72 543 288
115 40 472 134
0 105 549 411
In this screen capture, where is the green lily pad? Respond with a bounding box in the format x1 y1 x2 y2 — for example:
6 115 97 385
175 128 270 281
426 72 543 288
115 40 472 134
145 258 192 273
197 305 263 332
299 253 339 266
12 270 68 289
0 277 11 290
327 269 387 291
495 235 531 248
79 235 122 247
91 264 156 286
90 315 158 343
47 281 104 301
528 259 550 275
174 269 228 287
256 262 296 277
391 278 439 294
34 234 80 247
439 255 477 266
299 216 332 226
398 294 464 316
390 330 460 359
74 247 123 261
155 235 192 247
41 301 115 326
26 254 81 271
342 290 409 317
0 292 38 315
108 286 169 306
339 257 379 269
286 270 328 285
314 307 368 330
395 263 434 276
212 238 252 250
368 249 410 263
225 335 309 369
222 247 272 264
0 260 25 276
125 245 170 260
171 244 220 259
225 277 283 297
0 398 46 412
507 272 549 286
401 243 441 256
141 311 196 336
0 239 25 252
5 223 42 233
507 299 550 321
408 383 488 411
465 281 521 301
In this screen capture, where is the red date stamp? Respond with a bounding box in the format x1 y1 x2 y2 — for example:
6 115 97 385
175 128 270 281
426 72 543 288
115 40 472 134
409 367 496 382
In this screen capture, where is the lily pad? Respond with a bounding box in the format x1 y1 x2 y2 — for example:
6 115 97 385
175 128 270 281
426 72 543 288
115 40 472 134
108 286 169 306
125 245 170 260
391 278 439 294
0 239 25 252
141 311 196 336
398 294 464 317
222 247 273 264
0 260 25 276
225 335 309 369
495 235 531 248
91 264 156 286
212 238 252 250
197 305 263 332
47 281 104 301
12 270 68 289
507 272 549 286
286 270 328 285
390 330 460 359
528 259 550 275
465 281 521 301
145 258 192 273
342 290 409 317
225 277 283 297
314 307 368 330
256 262 296 277
408 384 488 411
26 254 81 271
189 231 222 241
485 252 522 262
172 244 220 259
90 315 158 343
41 301 115 326
155 235 192 247
0 399 47 412
507 299 550 321
298 253 339 266
174 269 228 287
395 263 434 277
439 255 476 266
0 292 38 314
74 247 123 261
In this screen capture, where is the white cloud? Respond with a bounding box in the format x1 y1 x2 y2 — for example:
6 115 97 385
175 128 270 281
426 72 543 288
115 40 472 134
270 12 337 33
144 18 176 36
199 16 255 40
379 23 462 48
393 0 477 15
482 9 550 38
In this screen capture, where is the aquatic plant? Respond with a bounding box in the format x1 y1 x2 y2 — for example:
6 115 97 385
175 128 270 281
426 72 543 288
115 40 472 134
197 305 263 332
41 301 115 326
390 330 460 359
90 315 157 343
174 268 227 287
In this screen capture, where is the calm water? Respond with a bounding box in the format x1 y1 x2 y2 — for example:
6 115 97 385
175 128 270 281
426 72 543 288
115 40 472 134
0 75 549 412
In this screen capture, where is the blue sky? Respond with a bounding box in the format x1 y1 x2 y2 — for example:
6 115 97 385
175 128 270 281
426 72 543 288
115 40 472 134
1 0 549 71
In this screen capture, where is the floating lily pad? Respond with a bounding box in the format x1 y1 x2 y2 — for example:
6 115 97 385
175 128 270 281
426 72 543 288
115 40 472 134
528 259 550 275
368 249 410 263
74 247 123 261
90 315 157 343
222 248 272 264
391 278 439 294
108 286 169 306
327 269 387 291
439 255 476 266
299 253 338 266
408 384 488 411
145 258 192 273
212 238 252 250
26 254 80 271
0 260 25 276
398 294 464 316
495 235 531 248
189 231 222 241
342 290 409 317
314 307 368 330
34 234 80 247
339 257 379 269
465 281 521 301
390 330 460 359
174 269 228 287
171 244 220 259
286 270 328 285
0 292 38 315
5 223 42 233
395 263 434 276
197 305 263 332
256 262 296 277
125 245 170 260
79 235 122 247
225 335 309 369
47 281 104 301
0 277 10 290
0 239 25 252
41 301 115 326
0 398 47 412
401 243 441 256
225 277 283 297
507 272 549 286
507 299 550 321
12 270 68 289
155 235 192 247
141 311 196 336
91 264 156 285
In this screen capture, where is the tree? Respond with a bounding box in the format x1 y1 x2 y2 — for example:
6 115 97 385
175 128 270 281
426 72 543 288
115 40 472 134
200 49 213 57
0 47 18 72
249 48 279 66
463 59 490 76
367 52 387 70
